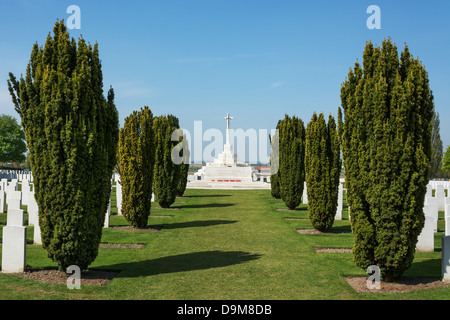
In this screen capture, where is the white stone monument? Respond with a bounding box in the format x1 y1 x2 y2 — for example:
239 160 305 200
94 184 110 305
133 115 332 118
189 113 268 189
2 206 26 273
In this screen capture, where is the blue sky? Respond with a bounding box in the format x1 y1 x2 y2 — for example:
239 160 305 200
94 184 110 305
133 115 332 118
0 0 449 163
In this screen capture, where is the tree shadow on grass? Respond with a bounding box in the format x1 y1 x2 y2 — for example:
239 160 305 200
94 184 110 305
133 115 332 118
177 203 234 209
184 194 231 198
405 258 442 278
161 220 238 229
98 251 262 278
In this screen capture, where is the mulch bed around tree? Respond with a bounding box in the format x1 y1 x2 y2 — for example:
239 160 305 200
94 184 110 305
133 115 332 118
297 228 351 234
345 276 450 293
110 225 163 232
314 247 352 253
7 267 119 287
99 243 145 248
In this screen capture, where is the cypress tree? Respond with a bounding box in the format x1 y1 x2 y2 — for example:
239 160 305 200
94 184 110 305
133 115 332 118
430 110 443 179
153 115 180 208
339 38 434 281
305 112 341 232
7 20 119 270
175 131 190 197
278 114 306 210
118 106 154 228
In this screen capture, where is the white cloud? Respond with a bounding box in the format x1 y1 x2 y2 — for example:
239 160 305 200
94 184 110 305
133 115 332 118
269 81 286 88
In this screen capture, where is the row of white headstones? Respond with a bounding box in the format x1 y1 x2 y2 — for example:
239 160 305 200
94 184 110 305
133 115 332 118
302 180 450 281
0 174 154 274
1 176 449 282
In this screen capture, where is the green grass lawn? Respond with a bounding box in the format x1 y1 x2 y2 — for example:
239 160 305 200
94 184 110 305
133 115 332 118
0 188 448 300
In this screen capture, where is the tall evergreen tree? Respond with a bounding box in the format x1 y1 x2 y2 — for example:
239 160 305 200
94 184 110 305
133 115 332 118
153 114 180 208
443 145 450 175
7 20 119 270
278 114 306 210
339 39 434 281
305 112 341 232
0 114 27 163
175 131 190 197
430 110 443 178
118 106 154 228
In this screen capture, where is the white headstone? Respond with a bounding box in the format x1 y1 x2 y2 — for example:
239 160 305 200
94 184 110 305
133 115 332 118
425 196 438 207
21 180 31 206
116 183 122 215
416 214 435 252
445 198 450 218
446 214 450 237
104 198 111 228
151 193 155 202
0 190 4 213
2 203 26 273
436 185 446 212
424 204 439 233
28 192 38 226
7 208 24 227
335 183 343 220
442 236 450 282
7 198 22 212
1 226 26 273
6 180 18 192
426 184 433 198
33 219 42 245
302 182 308 205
